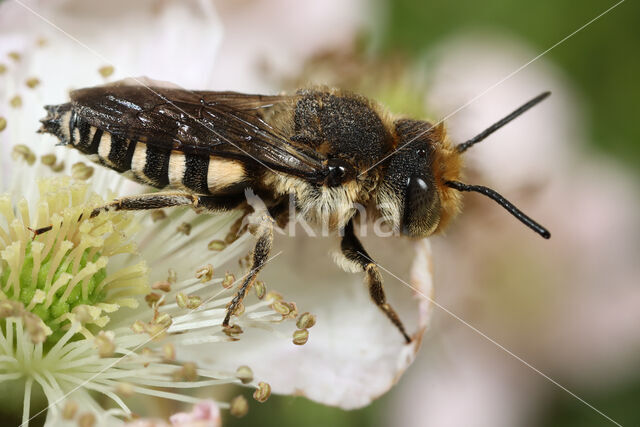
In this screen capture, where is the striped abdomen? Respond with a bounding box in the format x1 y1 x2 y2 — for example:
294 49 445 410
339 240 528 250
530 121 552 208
39 104 247 194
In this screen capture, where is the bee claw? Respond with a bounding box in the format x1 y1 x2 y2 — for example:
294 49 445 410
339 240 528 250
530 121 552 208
26 225 53 240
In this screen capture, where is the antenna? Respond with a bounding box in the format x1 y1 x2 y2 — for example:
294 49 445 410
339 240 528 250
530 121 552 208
446 180 551 239
456 91 551 153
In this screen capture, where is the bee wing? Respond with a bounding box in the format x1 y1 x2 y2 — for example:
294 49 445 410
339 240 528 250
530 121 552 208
70 85 327 181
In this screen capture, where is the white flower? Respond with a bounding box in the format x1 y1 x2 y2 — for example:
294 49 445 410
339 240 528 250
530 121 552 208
0 0 435 423
0 174 294 426
177 233 433 410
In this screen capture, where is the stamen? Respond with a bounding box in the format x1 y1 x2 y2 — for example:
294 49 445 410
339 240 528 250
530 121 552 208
1 179 149 339
229 395 249 418
272 300 291 316
98 65 114 78
0 166 311 422
173 362 198 382
292 329 309 345
222 272 235 289
71 162 94 181
151 210 167 222
78 412 96 427
152 280 171 292
25 77 40 89
195 264 214 283
296 312 316 329
115 382 135 397
145 292 163 307
62 401 78 420
236 365 254 384
208 240 226 251
162 343 175 361
10 95 22 109
41 154 57 166
94 331 116 357
233 302 245 316
11 144 35 164
224 324 243 339
254 280 266 299
177 222 192 236
22 377 33 426
253 382 271 403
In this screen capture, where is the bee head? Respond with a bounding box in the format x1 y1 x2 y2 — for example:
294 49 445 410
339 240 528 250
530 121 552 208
382 92 552 240
380 119 462 238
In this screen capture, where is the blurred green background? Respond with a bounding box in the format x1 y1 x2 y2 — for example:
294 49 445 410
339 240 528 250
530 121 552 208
227 0 640 426
381 0 639 173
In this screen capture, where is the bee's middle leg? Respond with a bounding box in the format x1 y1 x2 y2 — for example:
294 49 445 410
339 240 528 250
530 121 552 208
338 219 412 343
223 213 274 328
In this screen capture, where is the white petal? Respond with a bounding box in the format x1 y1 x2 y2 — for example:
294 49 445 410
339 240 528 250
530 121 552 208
212 0 367 91
181 233 434 409
0 0 222 91
0 0 223 193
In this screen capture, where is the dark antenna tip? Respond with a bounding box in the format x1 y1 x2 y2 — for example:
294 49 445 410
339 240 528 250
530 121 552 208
456 91 551 153
446 180 551 239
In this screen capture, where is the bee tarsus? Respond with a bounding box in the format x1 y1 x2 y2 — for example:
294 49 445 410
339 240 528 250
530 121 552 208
27 225 53 240
223 214 274 328
341 219 412 343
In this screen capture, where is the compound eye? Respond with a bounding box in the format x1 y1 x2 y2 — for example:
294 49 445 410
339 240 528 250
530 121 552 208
326 158 353 187
401 174 441 237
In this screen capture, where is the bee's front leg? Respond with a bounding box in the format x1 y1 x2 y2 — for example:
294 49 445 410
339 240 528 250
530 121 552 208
337 219 412 343
223 213 274 328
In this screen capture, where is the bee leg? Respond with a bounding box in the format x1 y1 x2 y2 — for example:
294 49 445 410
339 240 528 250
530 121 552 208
89 192 245 218
27 225 53 238
28 193 213 236
339 219 412 343
223 213 274 328
224 197 289 244
32 192 245 237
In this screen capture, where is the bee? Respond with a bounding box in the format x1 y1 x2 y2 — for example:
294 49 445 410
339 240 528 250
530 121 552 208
38 81 550 343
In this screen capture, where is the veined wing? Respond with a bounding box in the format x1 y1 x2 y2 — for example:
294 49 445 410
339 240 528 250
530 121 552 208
69 84 327 182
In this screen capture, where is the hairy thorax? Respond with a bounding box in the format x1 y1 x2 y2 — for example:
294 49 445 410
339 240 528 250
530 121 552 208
264 172 376 232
